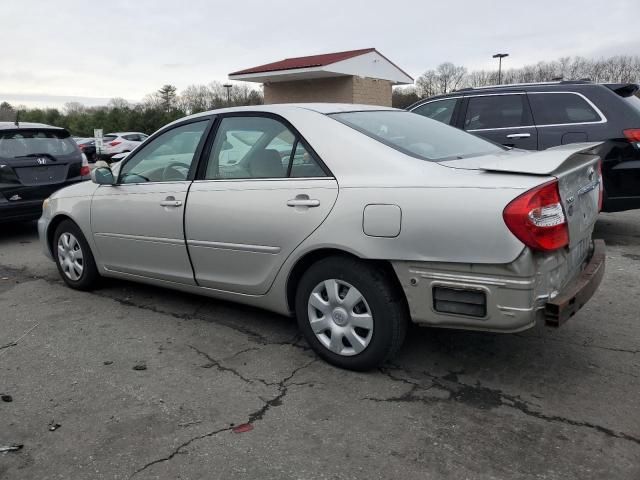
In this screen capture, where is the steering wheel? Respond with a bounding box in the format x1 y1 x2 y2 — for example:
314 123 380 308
162 161 191 181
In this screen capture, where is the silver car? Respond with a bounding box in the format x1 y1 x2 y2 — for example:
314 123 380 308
38 104 605 370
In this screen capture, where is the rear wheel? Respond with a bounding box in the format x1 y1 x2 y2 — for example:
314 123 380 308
53 220 100 290
295 256 408 370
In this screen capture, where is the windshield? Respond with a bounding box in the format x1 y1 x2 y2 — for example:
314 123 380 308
0 129 78 159
330 110 505 161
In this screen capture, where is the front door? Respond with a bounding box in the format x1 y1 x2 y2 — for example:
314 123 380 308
185 114 338 295
91 119 210 284
462 93 538 150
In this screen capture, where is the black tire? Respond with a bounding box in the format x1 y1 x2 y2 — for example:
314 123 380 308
295 256 408 371
53 220 100 290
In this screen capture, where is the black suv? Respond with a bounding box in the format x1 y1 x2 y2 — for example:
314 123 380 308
408 81 640 212
0 122 89 222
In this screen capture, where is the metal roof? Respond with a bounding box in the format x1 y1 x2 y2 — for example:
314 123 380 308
230 48 377 75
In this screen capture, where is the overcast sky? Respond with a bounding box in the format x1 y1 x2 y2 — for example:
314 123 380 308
2 0 638 108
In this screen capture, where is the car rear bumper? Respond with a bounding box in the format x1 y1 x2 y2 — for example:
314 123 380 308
544 239 605 326
0 199 44 223
391 240 605 333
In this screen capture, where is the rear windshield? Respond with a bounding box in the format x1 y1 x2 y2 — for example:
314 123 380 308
0 129 78 159
103 135 118 141
330 110 504 161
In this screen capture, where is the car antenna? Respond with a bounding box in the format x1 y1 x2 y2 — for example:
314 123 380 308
14 110 20 127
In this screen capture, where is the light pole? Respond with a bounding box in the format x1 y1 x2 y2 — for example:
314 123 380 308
492 53 509 84
223 83 232 105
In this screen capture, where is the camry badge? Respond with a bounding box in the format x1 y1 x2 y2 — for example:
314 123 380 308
37 157 47 165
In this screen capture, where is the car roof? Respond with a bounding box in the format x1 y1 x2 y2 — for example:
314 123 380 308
172 103 398 125
0 121 64 131
105 131 145 135
407 80 615 108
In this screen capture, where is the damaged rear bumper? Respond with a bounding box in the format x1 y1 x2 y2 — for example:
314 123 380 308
391 239 605 333
544 239 605 327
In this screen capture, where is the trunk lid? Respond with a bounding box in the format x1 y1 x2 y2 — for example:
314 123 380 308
444 143 602 254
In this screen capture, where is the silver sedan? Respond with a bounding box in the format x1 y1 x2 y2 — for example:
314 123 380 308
39 104 605 370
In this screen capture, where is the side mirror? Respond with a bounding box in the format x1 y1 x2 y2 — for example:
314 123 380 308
91 166 115 185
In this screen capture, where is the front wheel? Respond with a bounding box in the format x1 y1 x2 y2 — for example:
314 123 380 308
53 220 100 290
295 256 408 370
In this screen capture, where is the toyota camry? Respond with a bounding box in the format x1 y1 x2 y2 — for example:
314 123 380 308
38 104 605 370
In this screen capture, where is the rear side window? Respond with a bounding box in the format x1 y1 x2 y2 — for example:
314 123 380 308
464 94 531 130
412 98 458 125
0 129 78 159
528 92 602 125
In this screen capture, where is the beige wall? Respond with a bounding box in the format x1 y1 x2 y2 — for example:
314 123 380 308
352 77 392 107
264 76 392 106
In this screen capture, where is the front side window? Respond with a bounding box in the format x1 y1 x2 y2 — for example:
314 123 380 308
412 98 458 125
206 116 326 180
331 110 504 161
464 94 531 130
119 120 208 183
528 92 602 125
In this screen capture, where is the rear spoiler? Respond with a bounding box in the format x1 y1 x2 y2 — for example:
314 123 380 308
605 83 639 97
479 143 602 175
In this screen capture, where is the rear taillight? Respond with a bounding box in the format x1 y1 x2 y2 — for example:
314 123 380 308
623 128 640 144
503 180 569 252
109 141 121 147
597 160 604 212
80 154 90 176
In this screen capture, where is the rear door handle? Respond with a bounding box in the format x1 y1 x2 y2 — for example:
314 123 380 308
160 196 182 207
287 199 320 207
506 133 531 139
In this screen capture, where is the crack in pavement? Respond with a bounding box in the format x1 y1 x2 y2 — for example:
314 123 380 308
369 367 640 447
128 357 318 478
515 333 639 355
188 344 271 387
128 425 232 479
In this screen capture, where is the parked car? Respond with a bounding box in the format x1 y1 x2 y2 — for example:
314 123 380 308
38 105 604 370
103 132 148 158
0 122 90 223
76 138 98 162
408 81 640 212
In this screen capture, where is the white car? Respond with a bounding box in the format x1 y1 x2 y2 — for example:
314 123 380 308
103 132 148 157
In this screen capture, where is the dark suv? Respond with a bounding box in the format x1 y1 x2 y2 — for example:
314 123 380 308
408 81 640 212
0 122 89 222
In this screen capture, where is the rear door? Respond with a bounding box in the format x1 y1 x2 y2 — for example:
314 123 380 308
185 114 338 295
462 93 538 149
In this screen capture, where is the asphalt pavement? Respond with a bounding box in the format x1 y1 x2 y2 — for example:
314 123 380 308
1 212 639 479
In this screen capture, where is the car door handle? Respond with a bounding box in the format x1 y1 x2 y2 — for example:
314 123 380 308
287 199 320 207
506 133 531 139
160 197 182 207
